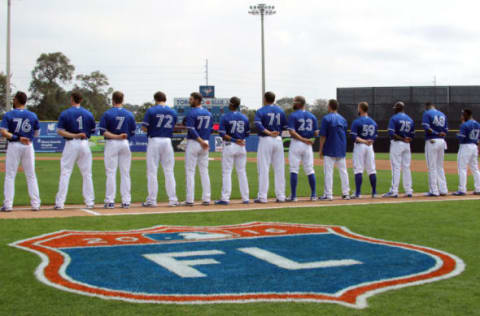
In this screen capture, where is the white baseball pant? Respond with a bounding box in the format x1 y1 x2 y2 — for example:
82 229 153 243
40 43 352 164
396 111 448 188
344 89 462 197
457 143 480 193
323 155 350 198
389 140 413 195
55 139 94 207
3 142 40 209
425 139 448 195
185 139 211 203
104 139 131 204
146 137 178 204
221 142 249 202
289 139 314 175
352 143 376 175
257 136 285 202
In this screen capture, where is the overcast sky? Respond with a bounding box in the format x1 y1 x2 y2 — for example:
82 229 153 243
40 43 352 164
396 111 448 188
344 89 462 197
1 0 480 108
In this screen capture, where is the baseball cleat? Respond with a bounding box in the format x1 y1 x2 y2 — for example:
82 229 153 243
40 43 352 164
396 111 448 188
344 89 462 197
350 195 360 199
439 193 448 196
342 195 351 200
242 200 250 204
452 191 466 196
85 204 95 209
181 201 194 207
104 203 115 209
254 199 267 204
371 194 378 198
404 194 413 198
214 200 229 205
473 192 480 195
383 192 398 198
168 201 180 207
286 197 297 202
1 206 12 212
121 203 130 209
142 202 156 208
310 195 318 201
32 207 40 212
276 199 286 203
53 205 64 210
201 201 210 206
319 195 333 201
425 192 439 197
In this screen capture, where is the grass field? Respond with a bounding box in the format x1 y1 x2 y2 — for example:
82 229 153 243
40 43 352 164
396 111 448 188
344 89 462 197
0 152 474 206
0 152 479 315
0 200 479 315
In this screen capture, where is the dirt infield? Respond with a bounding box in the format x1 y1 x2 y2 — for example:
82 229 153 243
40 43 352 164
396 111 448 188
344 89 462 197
0 155 459 174
1 194 478 220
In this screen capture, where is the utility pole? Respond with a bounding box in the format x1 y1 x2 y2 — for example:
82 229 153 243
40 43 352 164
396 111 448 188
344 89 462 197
6 0 11 110
249 4 276 105
205 58 208 86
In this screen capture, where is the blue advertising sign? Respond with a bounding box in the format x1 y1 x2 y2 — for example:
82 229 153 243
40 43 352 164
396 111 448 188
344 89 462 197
199 85 215 98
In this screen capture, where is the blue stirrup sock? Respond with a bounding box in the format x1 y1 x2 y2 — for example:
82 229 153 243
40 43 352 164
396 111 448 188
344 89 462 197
355 173 363 196
369 174 377 195
290 173 298 199
308 174 316 197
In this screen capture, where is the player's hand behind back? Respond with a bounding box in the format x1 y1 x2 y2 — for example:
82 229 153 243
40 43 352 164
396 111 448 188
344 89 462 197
77 133 87 139
19 137 30 145
200 140 209 151
236 139 246 146
120 133 128 140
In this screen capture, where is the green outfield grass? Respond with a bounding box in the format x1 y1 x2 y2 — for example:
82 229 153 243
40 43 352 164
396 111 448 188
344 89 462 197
0 200 478 315
0 152 475 206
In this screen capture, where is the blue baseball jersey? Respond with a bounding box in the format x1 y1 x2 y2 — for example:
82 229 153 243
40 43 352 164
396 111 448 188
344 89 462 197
185 107 213 140
457 119 480 144
388 113 415 139
350 116 378 142
0 109 40 140
288 110 319 139
254 105 288 136
422 109 448 140
142 105 178 138
57 106 96 138
319 113 348 158
99 107 136 139
219 111 250 140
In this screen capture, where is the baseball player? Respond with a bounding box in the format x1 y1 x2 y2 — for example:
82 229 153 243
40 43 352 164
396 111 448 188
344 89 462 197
254 91 288 203
422 102 448 197
318 99 350 200
142 91 179 207
99 91 136 209
54 91 96 209
453 109 480 196
350 102 378 199
215 96 250 205
287 96 319 202
0 91 41 212
384 101 415 198
183 92 213 206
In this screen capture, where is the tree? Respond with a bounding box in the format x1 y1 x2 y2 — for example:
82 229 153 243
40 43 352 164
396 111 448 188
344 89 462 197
29 52 75 120
74 71 113 120
311 98 328 122
242 108 257 132
0 72 10 112
124 102 152 122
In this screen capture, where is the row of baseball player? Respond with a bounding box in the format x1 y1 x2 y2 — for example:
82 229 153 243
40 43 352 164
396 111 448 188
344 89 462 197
0 90 479 211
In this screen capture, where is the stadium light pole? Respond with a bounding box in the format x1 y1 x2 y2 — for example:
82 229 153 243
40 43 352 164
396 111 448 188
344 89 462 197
249 4 276 104
6 0 11 110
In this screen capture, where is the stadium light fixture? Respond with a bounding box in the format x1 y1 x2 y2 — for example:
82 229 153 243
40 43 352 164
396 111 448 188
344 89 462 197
248 4 276 105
